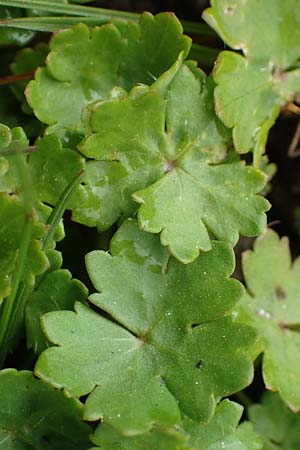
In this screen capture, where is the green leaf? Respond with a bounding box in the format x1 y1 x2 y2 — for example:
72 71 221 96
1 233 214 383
29 133 86 209
26 13 191 129
26 23 124 129
249 392 300 450
234 230 300 411
78 62 269 263
203 0 300 162
26 269 88 354
10 43 49 114
0 127 86 211
110 218 170 273
0 84 45 137
90 425 190 450
184 399 262 450
89 400 262 450
0 123 28 156
0 125 29 194
0 369 91 449
134 161 268 263
0 122 11 147
0 127 66 248
35 221 255 434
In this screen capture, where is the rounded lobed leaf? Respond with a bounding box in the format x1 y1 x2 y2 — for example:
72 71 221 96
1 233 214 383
26 13 191 129
203 0 300 159
26 268 88 355
249 392 300 449
77 62 269 262
35 222 255 435
234 230 300 411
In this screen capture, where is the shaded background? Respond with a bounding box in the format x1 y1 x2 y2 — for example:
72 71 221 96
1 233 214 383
92 0 209 19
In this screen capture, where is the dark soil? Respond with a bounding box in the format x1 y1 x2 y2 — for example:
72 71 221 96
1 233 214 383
92 0 209 19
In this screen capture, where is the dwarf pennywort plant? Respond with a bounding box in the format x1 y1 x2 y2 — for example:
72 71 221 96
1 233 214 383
0 0 299 448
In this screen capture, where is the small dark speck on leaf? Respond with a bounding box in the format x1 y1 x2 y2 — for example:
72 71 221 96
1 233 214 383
224 5 235 14
196 359 204 369
275 286 286 300
159 376 166 386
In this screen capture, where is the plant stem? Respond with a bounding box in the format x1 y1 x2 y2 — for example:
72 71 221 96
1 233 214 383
42 170 84 251
0 0 139 19
0 215 32 368
0 71 34 86
0 153 33 367
0 16 109 31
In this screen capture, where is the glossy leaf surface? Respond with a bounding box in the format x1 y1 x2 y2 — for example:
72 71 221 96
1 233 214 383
10 43 48 114
78 62 269 262
26 13 191 129
26 269 88 354
90 400 262 449
29 133 86 209
35 222 255 434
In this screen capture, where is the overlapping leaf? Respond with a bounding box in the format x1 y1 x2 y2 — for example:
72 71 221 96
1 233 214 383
77 61 269 262
0 83 45 137
35 221 255 434
89 425 190 450
0 125 65 249
0 124 29 193
90 400 262 450
234 230 300 411
26 269 88 354
249 392 300 449
203 0 300 161
10 43 49 114
0 369 91 449
0 124 86 208
26 12 191 129
183 399 262 450
29 133 86 209
110 218 170 273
